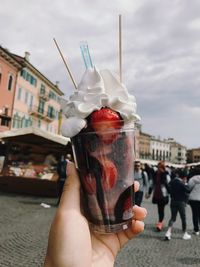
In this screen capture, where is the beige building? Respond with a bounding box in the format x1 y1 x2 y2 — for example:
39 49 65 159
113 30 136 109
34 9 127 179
134 123 140 159
167 138 187 164
187 148 200 163
11 52 64 134
150 137 170 161
137 125 151 159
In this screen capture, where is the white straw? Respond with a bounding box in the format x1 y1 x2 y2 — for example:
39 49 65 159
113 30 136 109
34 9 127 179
119 14 122 83
53 38 77 89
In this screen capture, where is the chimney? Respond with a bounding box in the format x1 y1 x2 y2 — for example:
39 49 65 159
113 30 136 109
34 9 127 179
55 81 59 87
25 51 30 61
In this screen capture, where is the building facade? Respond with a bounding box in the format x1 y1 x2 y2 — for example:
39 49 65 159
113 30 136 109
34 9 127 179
0 46 22 132
150 137 170 161
134 123 140 159
0 46 64 135
138 129 151 159
187 148 200 163
167 138 187 164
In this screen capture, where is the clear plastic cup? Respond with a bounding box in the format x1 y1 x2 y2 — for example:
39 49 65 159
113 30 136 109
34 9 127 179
72 125 135 233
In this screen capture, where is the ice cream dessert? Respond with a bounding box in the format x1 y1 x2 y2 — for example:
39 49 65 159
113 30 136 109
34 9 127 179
62 67 139 138
62 67 139 233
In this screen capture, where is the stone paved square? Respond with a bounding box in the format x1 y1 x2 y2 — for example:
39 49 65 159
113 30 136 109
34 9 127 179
0 192 199 267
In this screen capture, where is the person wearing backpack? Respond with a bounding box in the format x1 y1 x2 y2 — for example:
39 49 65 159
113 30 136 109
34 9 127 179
134 161 149 206
165 169 191 240
146 161 171 231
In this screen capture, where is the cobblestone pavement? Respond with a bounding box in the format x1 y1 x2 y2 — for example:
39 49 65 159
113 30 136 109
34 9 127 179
0 192 199 267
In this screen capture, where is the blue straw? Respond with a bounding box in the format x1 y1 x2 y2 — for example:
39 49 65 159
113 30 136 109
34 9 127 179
80 42 93 69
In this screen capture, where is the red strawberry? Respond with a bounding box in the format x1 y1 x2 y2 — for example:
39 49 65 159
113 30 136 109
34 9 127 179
101 159 118 191
90 108 123 144
123 197 132 210
83 173 96 194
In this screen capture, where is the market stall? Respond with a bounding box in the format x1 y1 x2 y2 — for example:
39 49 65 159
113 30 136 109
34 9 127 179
0 127 71 197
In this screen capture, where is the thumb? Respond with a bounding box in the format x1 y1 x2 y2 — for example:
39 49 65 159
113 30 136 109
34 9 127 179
59 162 81 212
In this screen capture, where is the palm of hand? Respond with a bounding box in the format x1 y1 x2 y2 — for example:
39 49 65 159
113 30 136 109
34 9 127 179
67 209 143 267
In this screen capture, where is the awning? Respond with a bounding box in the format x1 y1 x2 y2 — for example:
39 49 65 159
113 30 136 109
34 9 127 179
0 127 70 147
138 158 185 168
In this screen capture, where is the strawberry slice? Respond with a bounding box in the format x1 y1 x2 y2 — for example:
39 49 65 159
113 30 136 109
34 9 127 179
83 173 96 194
123 196 132 211
90 108 123 144
101 159 118 191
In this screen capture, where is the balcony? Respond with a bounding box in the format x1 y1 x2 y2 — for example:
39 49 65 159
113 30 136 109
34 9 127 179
38 92 49 101
28 106 55 122
0 113 11 120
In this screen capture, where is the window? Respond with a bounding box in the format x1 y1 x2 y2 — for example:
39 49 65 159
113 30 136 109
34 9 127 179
12 113 21 129
163 151 165 160
49 91 56 100
25 92 29 104
30 76 37 86
17 87 22 100
25 117 32 127
55 110 59 119
47 106 55 119
8 74 13 91
26 72 31 82
20 69 37 87
4 107 9 116
20 69 26 79
1 117 10 127
38 100 45 114
38 119 41 128
21 116 26 128
152 149 155 159
57 96 61 103
29 94 33 108
40 84 46 95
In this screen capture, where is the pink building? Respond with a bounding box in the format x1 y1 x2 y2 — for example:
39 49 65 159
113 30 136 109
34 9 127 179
0 46 64 134
0 46 22 132
9 51 64 134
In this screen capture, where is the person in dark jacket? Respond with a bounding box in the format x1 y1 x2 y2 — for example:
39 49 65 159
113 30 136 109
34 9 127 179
165 169 191 240
56 154 71 205
134 161 149 206
188 167 200 235
146 161 171 231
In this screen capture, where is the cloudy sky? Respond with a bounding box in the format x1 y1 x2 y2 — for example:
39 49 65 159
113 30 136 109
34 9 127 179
1 0 200 148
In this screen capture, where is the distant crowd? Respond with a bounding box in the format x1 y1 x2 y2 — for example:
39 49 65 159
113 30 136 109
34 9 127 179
134 160 200 240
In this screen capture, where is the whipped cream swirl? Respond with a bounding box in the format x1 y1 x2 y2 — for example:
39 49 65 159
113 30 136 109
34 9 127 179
62 67 140 138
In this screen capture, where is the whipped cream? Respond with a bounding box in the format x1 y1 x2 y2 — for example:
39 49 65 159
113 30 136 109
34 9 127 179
62 67 140 138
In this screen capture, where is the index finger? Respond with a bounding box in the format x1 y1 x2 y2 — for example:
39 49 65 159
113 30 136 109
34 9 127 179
59 162 81 212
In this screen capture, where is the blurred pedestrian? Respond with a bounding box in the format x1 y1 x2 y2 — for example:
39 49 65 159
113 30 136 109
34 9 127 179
165 169 191 240
144 163 155 182
134 161 149 206
146 161 171 231
44 153 57 167
56 154 71 205
188 167 200 236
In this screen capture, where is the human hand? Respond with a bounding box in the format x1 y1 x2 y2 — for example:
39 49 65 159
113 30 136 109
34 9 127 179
44 162 147 267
